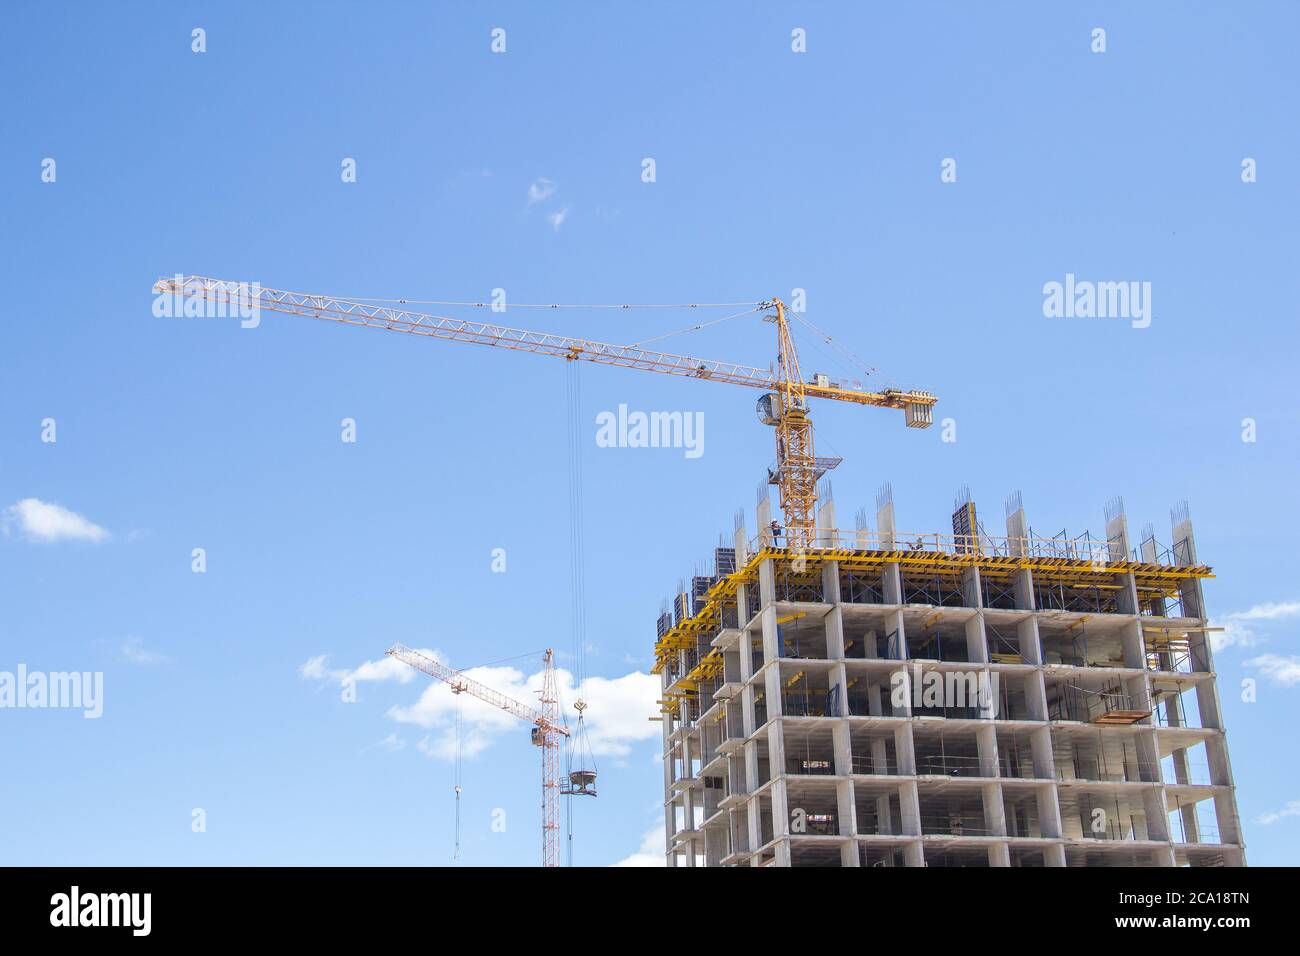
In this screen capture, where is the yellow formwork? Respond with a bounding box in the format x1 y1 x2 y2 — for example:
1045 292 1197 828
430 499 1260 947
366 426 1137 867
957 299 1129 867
652 545 1213 675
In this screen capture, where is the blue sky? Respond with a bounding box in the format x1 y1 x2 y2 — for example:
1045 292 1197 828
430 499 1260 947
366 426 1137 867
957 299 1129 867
1 2 1297 866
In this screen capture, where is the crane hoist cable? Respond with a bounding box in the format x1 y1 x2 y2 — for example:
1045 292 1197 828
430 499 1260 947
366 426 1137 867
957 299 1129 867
564 359 588 866
453 697 463 863
566 360 588 692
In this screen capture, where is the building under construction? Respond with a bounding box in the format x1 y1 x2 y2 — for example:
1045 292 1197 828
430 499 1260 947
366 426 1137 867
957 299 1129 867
154 278 1245 868
654 488 1245 867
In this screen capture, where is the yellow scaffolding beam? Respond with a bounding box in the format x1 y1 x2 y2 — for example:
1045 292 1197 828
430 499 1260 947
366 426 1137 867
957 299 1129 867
652 543 1213 674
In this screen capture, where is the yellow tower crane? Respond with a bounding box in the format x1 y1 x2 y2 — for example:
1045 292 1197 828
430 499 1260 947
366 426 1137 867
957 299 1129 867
154 276 938 548
385 644 569 868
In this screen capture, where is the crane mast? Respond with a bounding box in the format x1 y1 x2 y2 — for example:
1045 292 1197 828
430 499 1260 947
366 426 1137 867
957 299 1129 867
385 644 569 867
154 275 937 552
771 298 821 550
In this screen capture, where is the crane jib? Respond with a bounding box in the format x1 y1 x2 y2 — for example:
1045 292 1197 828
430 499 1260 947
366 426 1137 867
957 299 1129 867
162 275 937 553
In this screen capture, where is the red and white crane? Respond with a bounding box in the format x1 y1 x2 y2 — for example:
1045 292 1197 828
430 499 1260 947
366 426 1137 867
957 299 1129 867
385 643 570 867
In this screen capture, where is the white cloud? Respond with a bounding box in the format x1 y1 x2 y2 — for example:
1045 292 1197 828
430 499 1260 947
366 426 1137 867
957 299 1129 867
1210 600 1300 651
389 663 659 762
303 648 661 764
1229 601 1300 621
527 177 556 205
370 733 406 753
299 651 424 685
1243 653 1300 686
613 822 666 867
299 655 336 681
547 207 569 232
3 498 109 543
121 637 169 665
571 670 660 757
1213 619 1259 651
349 655 419 684
1259 799 1300 825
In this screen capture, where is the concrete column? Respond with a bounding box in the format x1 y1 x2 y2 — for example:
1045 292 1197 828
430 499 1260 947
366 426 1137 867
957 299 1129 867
976 723 1000 778
882 562 903 604
1172 507 1205 618
1120 619 1146 669
817 491 837 548
871 738 889 777
770 724 788 842
1005 495 1028 554
1013 569 1035 611
825 605 846 659
758 557 775 608
832 718 853 776
745 794 761 855
899 781 921 837
1018 617 1043 665
757 494 773 549
1005 499 1037 613
835 779 857 837
961 566 982 608
744 737 760 794
664 802 676 867
1025 665 1049 721
885 608 907 662
966 613 989 664
876 791 893 836
1037 783 1064 838
891 661 913 718
983 782 1008 837
895 723 917 774
840 837 860 867
877 486 896 551
734 520 748 566
759 605 779 668
822 558 842 605
1141 787 1171 841
1115 571 1140 615
1030 725 1055 779
1106 497 1131 562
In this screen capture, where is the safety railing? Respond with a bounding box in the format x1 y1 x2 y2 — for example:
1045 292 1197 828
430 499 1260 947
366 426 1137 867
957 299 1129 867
746 527 1192 568
918 815 996 837
1160 759 1214 787
914 754 989 778
850 754 900 776
786 758 837 776
1054 758 1160 784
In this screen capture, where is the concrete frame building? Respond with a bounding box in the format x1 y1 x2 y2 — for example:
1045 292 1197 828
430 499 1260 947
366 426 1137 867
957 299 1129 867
654 488 1245 867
